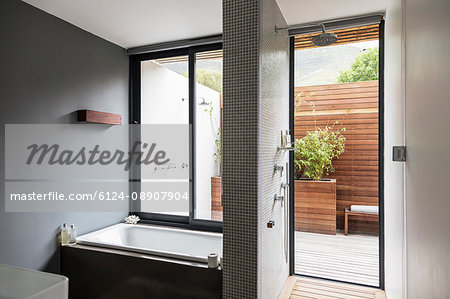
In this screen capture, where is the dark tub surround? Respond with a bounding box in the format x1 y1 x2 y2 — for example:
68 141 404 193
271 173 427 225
61 245 222 299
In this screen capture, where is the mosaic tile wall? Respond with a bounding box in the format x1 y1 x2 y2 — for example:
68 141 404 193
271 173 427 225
260 0 290 298
222 0 289 297
222 0 260 297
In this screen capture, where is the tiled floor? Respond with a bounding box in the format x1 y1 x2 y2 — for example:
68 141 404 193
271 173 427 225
295 231 379 287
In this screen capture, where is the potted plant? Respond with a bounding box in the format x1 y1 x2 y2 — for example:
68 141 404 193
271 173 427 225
294 124 345 235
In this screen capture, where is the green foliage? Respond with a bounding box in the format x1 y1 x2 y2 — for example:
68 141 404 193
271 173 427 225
183 69 222 92
337 47 379 83
197 69 222 92
294 124 346 180
213 130 221 175
204 100 214 117
204 102 222 176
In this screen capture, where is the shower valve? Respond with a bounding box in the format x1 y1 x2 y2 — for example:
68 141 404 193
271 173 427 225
274 194 284 202
274 164 284 177
274 164 284 172
267 220 275 228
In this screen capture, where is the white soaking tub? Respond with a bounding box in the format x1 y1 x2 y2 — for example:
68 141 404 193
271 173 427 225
77 223 223 264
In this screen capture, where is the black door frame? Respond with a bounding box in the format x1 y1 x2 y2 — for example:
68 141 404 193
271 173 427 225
289 20 385 289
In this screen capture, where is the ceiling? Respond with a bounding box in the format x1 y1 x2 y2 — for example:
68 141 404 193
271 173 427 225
22 0 222 49
22 0 387 49
275 0 387 26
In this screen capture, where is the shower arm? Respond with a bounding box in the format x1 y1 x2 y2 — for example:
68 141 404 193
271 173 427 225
274 12 384 33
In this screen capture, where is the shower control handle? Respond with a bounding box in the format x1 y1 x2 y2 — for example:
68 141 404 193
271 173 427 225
274 194 284 202
274 164 284 172
274 164 284 177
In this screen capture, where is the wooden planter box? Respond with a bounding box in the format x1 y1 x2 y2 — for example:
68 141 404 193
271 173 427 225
294 179 336 235
211 176 222 220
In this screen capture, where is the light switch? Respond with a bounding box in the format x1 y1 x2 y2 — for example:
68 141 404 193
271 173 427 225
393 146 406 162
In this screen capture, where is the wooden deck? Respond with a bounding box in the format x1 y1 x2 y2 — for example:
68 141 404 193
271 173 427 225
279 276 385 299
295 231 379 287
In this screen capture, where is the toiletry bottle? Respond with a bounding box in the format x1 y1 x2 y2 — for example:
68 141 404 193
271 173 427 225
69 224 77 245
285 130 291 147
60 223 69 246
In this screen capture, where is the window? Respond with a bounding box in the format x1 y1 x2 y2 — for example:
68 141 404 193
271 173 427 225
194 49 223 222
130 44 223 230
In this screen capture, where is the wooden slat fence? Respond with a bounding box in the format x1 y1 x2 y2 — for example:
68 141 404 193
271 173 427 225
294 80 379 234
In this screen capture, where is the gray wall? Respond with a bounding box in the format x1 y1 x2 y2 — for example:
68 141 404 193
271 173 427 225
405 0 450 297
222 0 289 297
260 0 290 298
0 0 129 272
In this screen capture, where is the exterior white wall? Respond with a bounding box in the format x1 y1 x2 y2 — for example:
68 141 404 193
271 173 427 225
141 61 220 218
141 61 189 125
384 1 406 298
195 83 222 219
404 0 450 297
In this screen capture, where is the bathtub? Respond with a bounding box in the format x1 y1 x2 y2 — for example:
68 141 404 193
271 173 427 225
76 223 223 264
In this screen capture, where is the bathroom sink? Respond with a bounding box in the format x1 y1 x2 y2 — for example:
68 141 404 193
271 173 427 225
0 264 68 299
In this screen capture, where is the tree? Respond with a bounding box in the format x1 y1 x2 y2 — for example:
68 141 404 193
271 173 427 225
337 47 379 83
196 69 222 92
182 69 222 92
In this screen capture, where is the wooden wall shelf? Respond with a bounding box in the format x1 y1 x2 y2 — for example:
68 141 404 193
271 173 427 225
77 110 121 125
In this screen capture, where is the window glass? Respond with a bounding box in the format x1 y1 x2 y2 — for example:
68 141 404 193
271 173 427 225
140 56 189 216
194 50 223 221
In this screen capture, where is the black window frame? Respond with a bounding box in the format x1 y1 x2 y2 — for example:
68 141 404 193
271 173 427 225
129 42 223 232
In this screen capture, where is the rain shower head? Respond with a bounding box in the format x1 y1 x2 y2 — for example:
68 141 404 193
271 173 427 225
198 97 210 106
312 24 338 47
